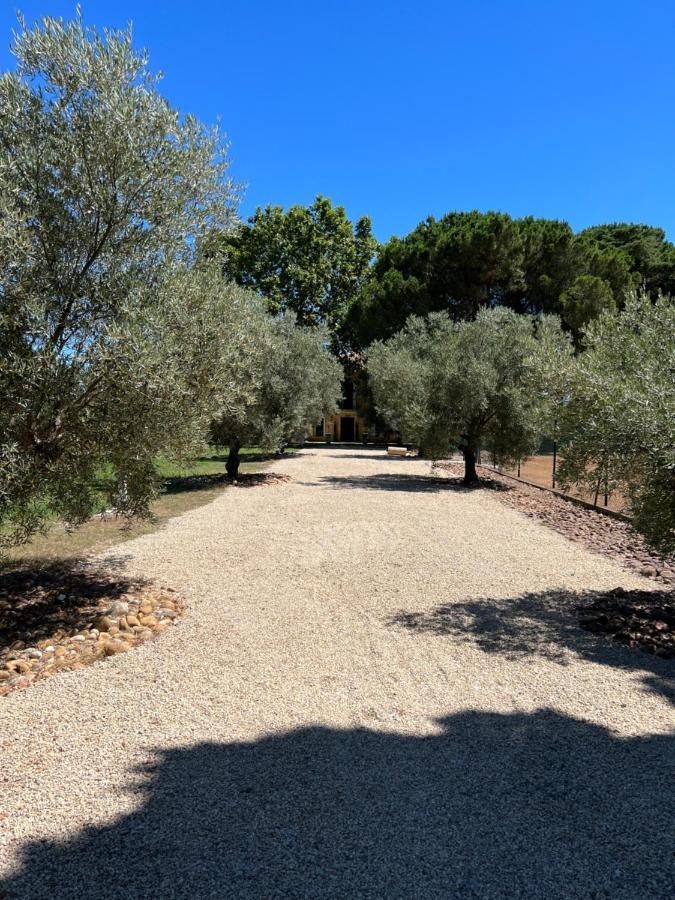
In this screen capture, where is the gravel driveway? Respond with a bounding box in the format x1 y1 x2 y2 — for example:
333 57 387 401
1 447 673 899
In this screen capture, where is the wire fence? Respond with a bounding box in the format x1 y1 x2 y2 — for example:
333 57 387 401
478 441 629 515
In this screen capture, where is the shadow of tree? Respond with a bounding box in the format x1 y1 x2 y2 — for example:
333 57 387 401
197 452 285 464
310 473 511 493
1 710 672 898
162 471 284 495
389 589 675 704
0 557 140 653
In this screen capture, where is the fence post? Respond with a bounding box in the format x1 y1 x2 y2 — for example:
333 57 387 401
593 450 607 508
552 441 557 489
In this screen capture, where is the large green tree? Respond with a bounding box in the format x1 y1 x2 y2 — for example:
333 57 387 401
345 211 525 346
345 211 633 348
513 217 579 315
560 274 617 349
210 308 342 479
215 195 377 333
368 307 570 484
558 293 675 553
0 14 237 549
580 223 675 299
512 218 630 318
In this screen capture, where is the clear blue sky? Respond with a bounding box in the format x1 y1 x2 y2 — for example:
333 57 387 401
2 1 675 242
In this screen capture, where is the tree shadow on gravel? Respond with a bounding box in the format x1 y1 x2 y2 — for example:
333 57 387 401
0 556 140 653
389 589 675 705
1 710 673 899
310 473 511 493
163 471 286 495
321 452 420 460
198 451 285 464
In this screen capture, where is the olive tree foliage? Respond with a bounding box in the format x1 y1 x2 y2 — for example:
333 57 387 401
368 308 571 484
557 293 675 553
0 14 238 549
210 308 342 479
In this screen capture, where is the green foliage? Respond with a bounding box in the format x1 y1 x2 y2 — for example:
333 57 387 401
580 223 675 298
0 14 238 549
514 218 579 315
210 307 342 477
215 195 377 333
368 307 572 483
558 293 675 553
345 211 525 346
345 211 634 347
560 275 616 348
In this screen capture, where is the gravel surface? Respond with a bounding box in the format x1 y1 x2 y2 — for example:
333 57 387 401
434 460 675 585
0 447 673 899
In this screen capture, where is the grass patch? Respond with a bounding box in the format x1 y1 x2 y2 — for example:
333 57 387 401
3 448 291 568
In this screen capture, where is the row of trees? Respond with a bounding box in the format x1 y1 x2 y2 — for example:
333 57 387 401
218 202 675 352
344 214 675 348
368 294 674 554
0 15 341 551
1 13 672 555
220 198 673 553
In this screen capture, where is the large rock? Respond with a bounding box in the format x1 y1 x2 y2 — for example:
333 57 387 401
92 615 113 632
106 600 129 617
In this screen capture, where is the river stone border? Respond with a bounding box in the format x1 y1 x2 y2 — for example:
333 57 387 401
0 586 186 697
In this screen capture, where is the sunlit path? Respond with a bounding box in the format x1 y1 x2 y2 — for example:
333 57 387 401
1 448 672 898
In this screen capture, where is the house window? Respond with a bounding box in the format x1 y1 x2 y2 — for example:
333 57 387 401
315 418 324 437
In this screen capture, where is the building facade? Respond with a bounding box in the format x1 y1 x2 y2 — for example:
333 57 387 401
307 372 397 444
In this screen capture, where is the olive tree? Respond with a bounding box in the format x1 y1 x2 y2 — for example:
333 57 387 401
558 293 675 552
211 309 342 479
0 14 238 549
368 307 571 484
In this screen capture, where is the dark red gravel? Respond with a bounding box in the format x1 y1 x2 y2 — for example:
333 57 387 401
578 587 675 658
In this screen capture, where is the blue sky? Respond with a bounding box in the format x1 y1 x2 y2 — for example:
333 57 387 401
1 1 674 242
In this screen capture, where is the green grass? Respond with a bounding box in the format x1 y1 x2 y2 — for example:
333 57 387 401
3 447 292 568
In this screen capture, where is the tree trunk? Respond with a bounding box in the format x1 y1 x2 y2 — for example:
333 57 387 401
226 442 241 480
462 445 479 485
116 475 129 510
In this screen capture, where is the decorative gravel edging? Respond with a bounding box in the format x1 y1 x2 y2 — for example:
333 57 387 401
433 461 675 586
0 473 292 698
0 584 186 697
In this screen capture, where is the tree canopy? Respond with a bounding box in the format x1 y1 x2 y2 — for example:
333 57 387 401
215 195 377 334
0 14 237 548
558 292 675 553
560 274 617 349
368 307 570 483
579 223 675 299
210 308 342 479
343 211 634 347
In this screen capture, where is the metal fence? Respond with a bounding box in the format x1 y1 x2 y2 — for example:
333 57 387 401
478 441 626 514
